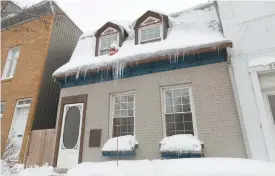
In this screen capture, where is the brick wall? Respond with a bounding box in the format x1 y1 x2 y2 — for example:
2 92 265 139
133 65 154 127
1 15 54 161
56 62 246 162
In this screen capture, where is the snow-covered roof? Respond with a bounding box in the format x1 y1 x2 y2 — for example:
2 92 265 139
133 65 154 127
53 3 231 78
159 134 202 153
102 135 138 152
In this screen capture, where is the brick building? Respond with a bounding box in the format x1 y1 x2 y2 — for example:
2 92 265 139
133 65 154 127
1 1 82 162
52 2 246 169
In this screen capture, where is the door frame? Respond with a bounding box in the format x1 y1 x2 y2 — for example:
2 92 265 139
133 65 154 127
53 94 88 167
7 98 32 161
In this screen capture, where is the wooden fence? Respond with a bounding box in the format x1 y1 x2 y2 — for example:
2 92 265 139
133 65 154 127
24 129 55 167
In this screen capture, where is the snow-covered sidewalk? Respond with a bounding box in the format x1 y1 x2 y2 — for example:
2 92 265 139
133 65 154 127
13 158 275 176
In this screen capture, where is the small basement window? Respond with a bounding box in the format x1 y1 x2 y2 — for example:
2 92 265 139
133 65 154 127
139 24 161 44
99 34 119 56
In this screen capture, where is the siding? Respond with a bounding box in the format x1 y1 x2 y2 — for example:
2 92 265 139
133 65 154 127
56 62 246 162
32 3 82 130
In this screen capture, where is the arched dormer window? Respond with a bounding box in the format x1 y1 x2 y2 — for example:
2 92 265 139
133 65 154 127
134 10 169 45
99 27 119 55
95 22 128 57
138 17 162 44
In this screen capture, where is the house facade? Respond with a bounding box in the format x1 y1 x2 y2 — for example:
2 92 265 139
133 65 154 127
217 1 275 161
52 2 247 169
1 1 82 163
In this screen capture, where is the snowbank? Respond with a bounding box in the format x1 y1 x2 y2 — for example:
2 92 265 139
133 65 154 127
102 135 138 152
159 134 202 153
66 158 275 176
17 166 58 176
66 160 154 176
53 3 230 78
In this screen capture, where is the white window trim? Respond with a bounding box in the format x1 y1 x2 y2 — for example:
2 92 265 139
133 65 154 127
98 33 119 56
160 84 198 137
2 46 21 80
138 23 163 44
109 91 135 138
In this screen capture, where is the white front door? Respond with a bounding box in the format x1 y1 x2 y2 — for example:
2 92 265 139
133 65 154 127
57 103 84 168
6 100 31 161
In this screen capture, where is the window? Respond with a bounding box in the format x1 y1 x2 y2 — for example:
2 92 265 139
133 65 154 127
139 24 161 43
110 92 135 137
2 46 20 79
1 102 6 119
99 34 118 56
162 86 196 136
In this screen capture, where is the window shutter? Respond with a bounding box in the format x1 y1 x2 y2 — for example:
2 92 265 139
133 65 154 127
89 129 101 147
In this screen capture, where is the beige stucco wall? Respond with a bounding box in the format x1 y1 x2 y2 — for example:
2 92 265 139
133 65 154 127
56 62 246 162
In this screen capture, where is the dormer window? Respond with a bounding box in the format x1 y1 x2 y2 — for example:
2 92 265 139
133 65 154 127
99 34 119 56
139 23 162 44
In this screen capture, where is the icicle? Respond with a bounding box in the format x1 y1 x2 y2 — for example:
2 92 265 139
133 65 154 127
84 69 87 80
113 62 126 80
75 69 80 80
65 73 68 83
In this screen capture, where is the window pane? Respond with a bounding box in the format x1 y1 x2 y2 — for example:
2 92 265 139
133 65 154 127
121 103 127 110
176 130 185 134
183 105 191 112
175 123 184 131
114 110 120 117
128 117 134 124
115 103 120 111
175 114 183 122
121 118 128 125
113 118 120 125
165 90 172 98
1 102 5 114
166 106 173 113
121 110 128 116
128 110 133 116
121 126 128 133
166 123 175 131
128 95 134 102
268 95 275 123
63 106 80 149
173 89 182 97
165 97 172 106
185 122 193 131
166 114 174 122
6 60 14 78
128 125 134 133
173 97 182 105
184 113 192 121
121 96 128 102
174 105 183 112
128 102 134 110
115 96 120 103
182 96 190 104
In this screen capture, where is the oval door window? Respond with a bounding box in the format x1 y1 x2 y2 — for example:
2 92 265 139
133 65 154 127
63 106 81 149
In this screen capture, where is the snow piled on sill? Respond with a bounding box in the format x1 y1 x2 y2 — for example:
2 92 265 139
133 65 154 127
102 135 138 152
159 134 202 153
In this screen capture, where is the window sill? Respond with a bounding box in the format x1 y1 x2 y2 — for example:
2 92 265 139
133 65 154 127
1 78 14 83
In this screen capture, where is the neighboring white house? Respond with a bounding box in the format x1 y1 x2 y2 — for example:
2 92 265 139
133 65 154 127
217 1 275 161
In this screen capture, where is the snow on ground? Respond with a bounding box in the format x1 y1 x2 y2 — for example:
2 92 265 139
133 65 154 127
102 135 138 152
159 134 202 153
17 166 58 176
11 158 275 176
53 3 230 78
